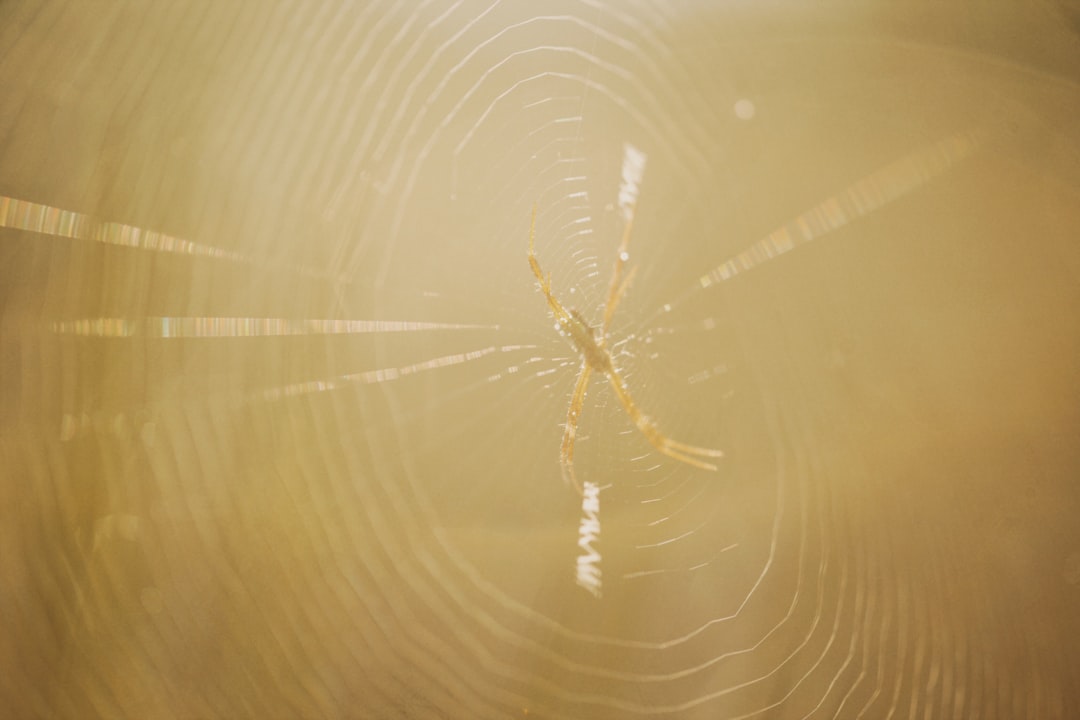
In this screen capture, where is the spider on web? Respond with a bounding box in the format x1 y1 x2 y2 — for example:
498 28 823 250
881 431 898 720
528 203 724 494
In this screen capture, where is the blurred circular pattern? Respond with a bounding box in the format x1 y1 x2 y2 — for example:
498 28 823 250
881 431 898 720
2 2 1079 718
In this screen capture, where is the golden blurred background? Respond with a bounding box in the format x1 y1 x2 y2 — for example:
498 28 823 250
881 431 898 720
1 1 1079 718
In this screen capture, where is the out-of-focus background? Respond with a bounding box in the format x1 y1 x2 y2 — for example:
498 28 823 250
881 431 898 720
2 2 1079 718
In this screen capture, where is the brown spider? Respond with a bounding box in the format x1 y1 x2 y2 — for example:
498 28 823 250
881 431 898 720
528 203 724 494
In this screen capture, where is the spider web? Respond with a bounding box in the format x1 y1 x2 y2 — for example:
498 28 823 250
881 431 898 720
2 1 1080 718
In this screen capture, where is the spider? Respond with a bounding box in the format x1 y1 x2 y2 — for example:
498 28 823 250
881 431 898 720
528 203 724 494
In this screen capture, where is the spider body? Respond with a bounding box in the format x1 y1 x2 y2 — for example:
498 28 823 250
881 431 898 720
562 309 613 374
528 203 723 493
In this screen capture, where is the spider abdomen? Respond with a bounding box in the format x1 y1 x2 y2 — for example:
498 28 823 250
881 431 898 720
564 309 613 373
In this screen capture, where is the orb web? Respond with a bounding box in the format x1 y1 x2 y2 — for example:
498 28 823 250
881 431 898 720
2 2 1079 719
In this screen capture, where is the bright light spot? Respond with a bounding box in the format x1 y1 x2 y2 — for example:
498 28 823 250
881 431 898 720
619 251 629 262
663 303 671 312
734 98 755 120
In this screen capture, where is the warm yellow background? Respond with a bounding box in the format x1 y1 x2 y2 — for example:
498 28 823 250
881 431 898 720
1 2 1079 718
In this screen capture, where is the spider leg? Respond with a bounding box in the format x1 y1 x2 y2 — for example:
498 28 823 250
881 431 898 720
601 203 637 333
560 361 594 495
527 203 549 291
528 203 574 326
604 365 724 471
607 265 638 326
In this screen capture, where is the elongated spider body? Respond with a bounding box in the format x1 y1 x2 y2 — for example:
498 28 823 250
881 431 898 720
562 309 613 374
528 203 723 493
